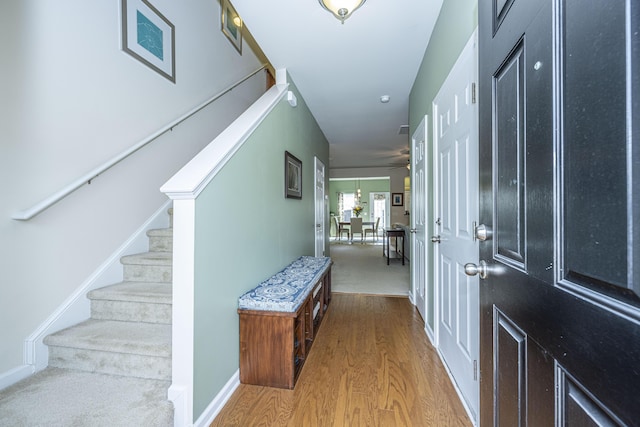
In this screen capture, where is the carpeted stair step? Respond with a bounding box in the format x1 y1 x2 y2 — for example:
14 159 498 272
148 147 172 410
0 367 173 426
147 228 173 252
88 282 172 324
44 319 171 381
121 252 172 283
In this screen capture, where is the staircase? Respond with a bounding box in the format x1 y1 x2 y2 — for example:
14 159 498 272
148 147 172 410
0 209 175 426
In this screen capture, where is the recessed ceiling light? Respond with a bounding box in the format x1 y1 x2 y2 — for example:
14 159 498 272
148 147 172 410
380 95 390 103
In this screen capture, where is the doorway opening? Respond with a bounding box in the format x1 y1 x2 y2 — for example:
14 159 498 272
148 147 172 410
369 192 390 235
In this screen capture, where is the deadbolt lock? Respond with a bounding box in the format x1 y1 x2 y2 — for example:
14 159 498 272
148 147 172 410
474 224 491 241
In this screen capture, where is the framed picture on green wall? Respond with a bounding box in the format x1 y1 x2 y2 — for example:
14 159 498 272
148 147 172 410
285 151 302 199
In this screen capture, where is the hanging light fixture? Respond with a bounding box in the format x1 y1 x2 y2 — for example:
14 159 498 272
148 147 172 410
318 0 367 24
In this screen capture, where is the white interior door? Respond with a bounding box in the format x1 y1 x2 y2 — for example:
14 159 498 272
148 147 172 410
433 32 479 422
411 117 428 323
314 157 325 257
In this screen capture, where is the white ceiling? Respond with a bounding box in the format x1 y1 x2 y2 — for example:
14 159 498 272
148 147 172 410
231 0 443 170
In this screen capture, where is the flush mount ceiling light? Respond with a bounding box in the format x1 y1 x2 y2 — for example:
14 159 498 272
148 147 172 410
318 0 367 24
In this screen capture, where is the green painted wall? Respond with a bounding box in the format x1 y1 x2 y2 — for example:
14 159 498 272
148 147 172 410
191 78 329 418
328 179 390 221
409 0 478 331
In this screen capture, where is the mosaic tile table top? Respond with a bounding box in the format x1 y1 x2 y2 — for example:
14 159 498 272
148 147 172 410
238 256 332 312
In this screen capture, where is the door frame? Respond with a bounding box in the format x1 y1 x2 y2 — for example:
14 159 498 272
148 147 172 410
369 191 391 233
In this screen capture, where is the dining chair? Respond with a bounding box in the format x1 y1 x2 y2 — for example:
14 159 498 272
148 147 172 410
334 216 350 240
364 217 380 242
350 217 364 243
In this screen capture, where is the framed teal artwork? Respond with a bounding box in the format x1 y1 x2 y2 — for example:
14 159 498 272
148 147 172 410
122 0 175 82
221 0 242 54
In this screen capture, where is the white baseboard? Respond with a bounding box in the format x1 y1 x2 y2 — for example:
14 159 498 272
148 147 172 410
0 365 34 391
168 384 190 427
18 201 172 378
194 370 240 427
425 323 436 346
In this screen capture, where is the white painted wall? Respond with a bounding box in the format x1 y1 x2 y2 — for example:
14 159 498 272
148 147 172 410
329 167 410 226
0 0 265 378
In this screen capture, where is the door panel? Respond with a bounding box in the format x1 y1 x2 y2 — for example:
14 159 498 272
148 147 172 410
441 256 452 331
457 137 474 242
479 0 640 425
314 157 325 257
561 0 633 301
493 42 525 268
558 369 624 426
411 118 428 323
494 309 526 427
434 32 479 422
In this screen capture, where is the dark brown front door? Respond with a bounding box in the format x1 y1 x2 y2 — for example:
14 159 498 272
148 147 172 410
478 0 640 425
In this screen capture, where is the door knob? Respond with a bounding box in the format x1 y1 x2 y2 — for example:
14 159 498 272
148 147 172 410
464 261 489 279
410 228 417 233
431 235 441 243
474 224 491 241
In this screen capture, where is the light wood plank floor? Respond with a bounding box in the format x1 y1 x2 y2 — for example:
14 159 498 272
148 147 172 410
211 294 472 427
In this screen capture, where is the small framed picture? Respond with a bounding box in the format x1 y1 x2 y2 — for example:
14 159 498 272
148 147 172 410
121 0 176 82
392 193 404 206
285 151 302 199
221 0 242 54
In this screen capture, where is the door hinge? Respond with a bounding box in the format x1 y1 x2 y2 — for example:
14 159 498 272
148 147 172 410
473 360 478 381
471 83 477 104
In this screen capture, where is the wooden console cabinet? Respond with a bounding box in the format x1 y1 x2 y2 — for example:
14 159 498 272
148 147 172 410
238 266 331 389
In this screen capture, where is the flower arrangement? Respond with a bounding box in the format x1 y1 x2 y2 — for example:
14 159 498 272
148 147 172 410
352 205 364 217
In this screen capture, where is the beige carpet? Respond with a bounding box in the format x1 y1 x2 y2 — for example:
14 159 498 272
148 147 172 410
0 367 173 426
329 240 410 296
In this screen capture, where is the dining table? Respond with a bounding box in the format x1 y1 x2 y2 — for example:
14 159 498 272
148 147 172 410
338 221 374 227
339 220 374 242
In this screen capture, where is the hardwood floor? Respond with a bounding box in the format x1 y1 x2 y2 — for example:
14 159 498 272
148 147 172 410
211 294 472 426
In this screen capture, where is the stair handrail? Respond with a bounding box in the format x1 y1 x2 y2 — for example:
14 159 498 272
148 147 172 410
12 64 267 221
